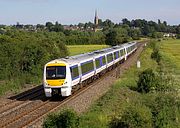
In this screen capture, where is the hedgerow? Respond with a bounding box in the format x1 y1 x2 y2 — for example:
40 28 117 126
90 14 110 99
43 109 79 128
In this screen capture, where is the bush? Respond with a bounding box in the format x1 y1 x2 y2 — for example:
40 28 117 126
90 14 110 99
109 104 152 128
43 109 79 128
151 49 161 64
137 69 158 93
144 93 180 128
176 34 180 39
151 42 161 64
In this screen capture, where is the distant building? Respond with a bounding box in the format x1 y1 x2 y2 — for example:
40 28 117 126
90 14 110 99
163 33 177 37
63 25 81 31
94 10 98 26
63 10 102 32
94 10 102 32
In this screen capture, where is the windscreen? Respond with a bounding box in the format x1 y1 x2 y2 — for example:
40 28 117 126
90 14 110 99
46 66 66 79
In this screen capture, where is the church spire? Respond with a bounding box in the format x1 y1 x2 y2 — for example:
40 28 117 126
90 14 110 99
94 9 98 26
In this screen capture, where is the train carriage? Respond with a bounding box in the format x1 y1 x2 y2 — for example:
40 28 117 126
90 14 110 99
43 41 137 97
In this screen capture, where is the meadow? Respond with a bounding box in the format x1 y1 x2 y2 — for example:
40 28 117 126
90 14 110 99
67 45 109 56
160 39 180 75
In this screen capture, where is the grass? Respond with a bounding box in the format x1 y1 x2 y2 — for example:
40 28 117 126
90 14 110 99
67 45 109 56
79 44 158 128
78 39 180 127
160 39 180 74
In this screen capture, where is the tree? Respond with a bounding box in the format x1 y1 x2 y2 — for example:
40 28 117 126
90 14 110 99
53 21 64 32
102 19 114 28
36 24 45 30
78 23 84 28
45 22 54 31
105 28 129 46
122 18 131 26
129 28 141 40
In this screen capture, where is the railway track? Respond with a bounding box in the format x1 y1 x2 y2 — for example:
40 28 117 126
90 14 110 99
0 42 145 128
0 85 43 107
0 85 43 116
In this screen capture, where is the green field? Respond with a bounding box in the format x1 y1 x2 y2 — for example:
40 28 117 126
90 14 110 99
77 39 180 127
161 39 180 74
67 45 109 56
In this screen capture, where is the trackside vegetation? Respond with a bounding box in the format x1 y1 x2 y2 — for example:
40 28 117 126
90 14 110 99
43 109 79 128
43 39 180 128
0 30 69 95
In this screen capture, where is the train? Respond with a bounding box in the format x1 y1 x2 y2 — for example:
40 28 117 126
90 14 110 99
43 41 137 97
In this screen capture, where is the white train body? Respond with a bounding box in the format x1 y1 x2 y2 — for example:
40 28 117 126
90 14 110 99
43 41 137 97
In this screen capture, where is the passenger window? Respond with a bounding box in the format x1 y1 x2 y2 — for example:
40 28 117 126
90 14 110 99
102 56 106 65
81 60 94 75
70 65 79 80
107 53 113 63
95 58 101 69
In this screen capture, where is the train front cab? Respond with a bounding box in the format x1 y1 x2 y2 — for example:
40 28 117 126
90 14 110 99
43 62 72 97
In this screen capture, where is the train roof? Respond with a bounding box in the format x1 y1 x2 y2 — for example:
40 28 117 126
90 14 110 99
49 41 137 66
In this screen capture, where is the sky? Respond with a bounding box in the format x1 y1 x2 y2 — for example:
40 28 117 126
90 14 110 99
0 0 180 25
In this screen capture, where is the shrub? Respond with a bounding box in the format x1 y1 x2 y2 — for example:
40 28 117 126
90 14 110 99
43 109 79 128
144 93 180 128
156 66 176 92
176 34 180 39
151 42 161 64
137 69 158 93
109 104 152 128
151 48 161 64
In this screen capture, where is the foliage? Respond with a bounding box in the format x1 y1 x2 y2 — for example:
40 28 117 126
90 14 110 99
151 48 161 64
176 34 180 39
43 109 79 128
78 39 180 128
137 69 158 93
109 104 152 128
151 32 164 38
128 28 141 40
105 27 129 46
151 41 162 64
65 31 105 45
144 93 180 128
0 30 68 94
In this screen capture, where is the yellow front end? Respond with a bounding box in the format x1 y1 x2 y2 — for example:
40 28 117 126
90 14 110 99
46 79 65 86
46 63 66 87
44 61 72 97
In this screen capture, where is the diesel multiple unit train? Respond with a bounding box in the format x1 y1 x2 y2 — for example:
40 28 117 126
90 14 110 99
43 41 137 97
